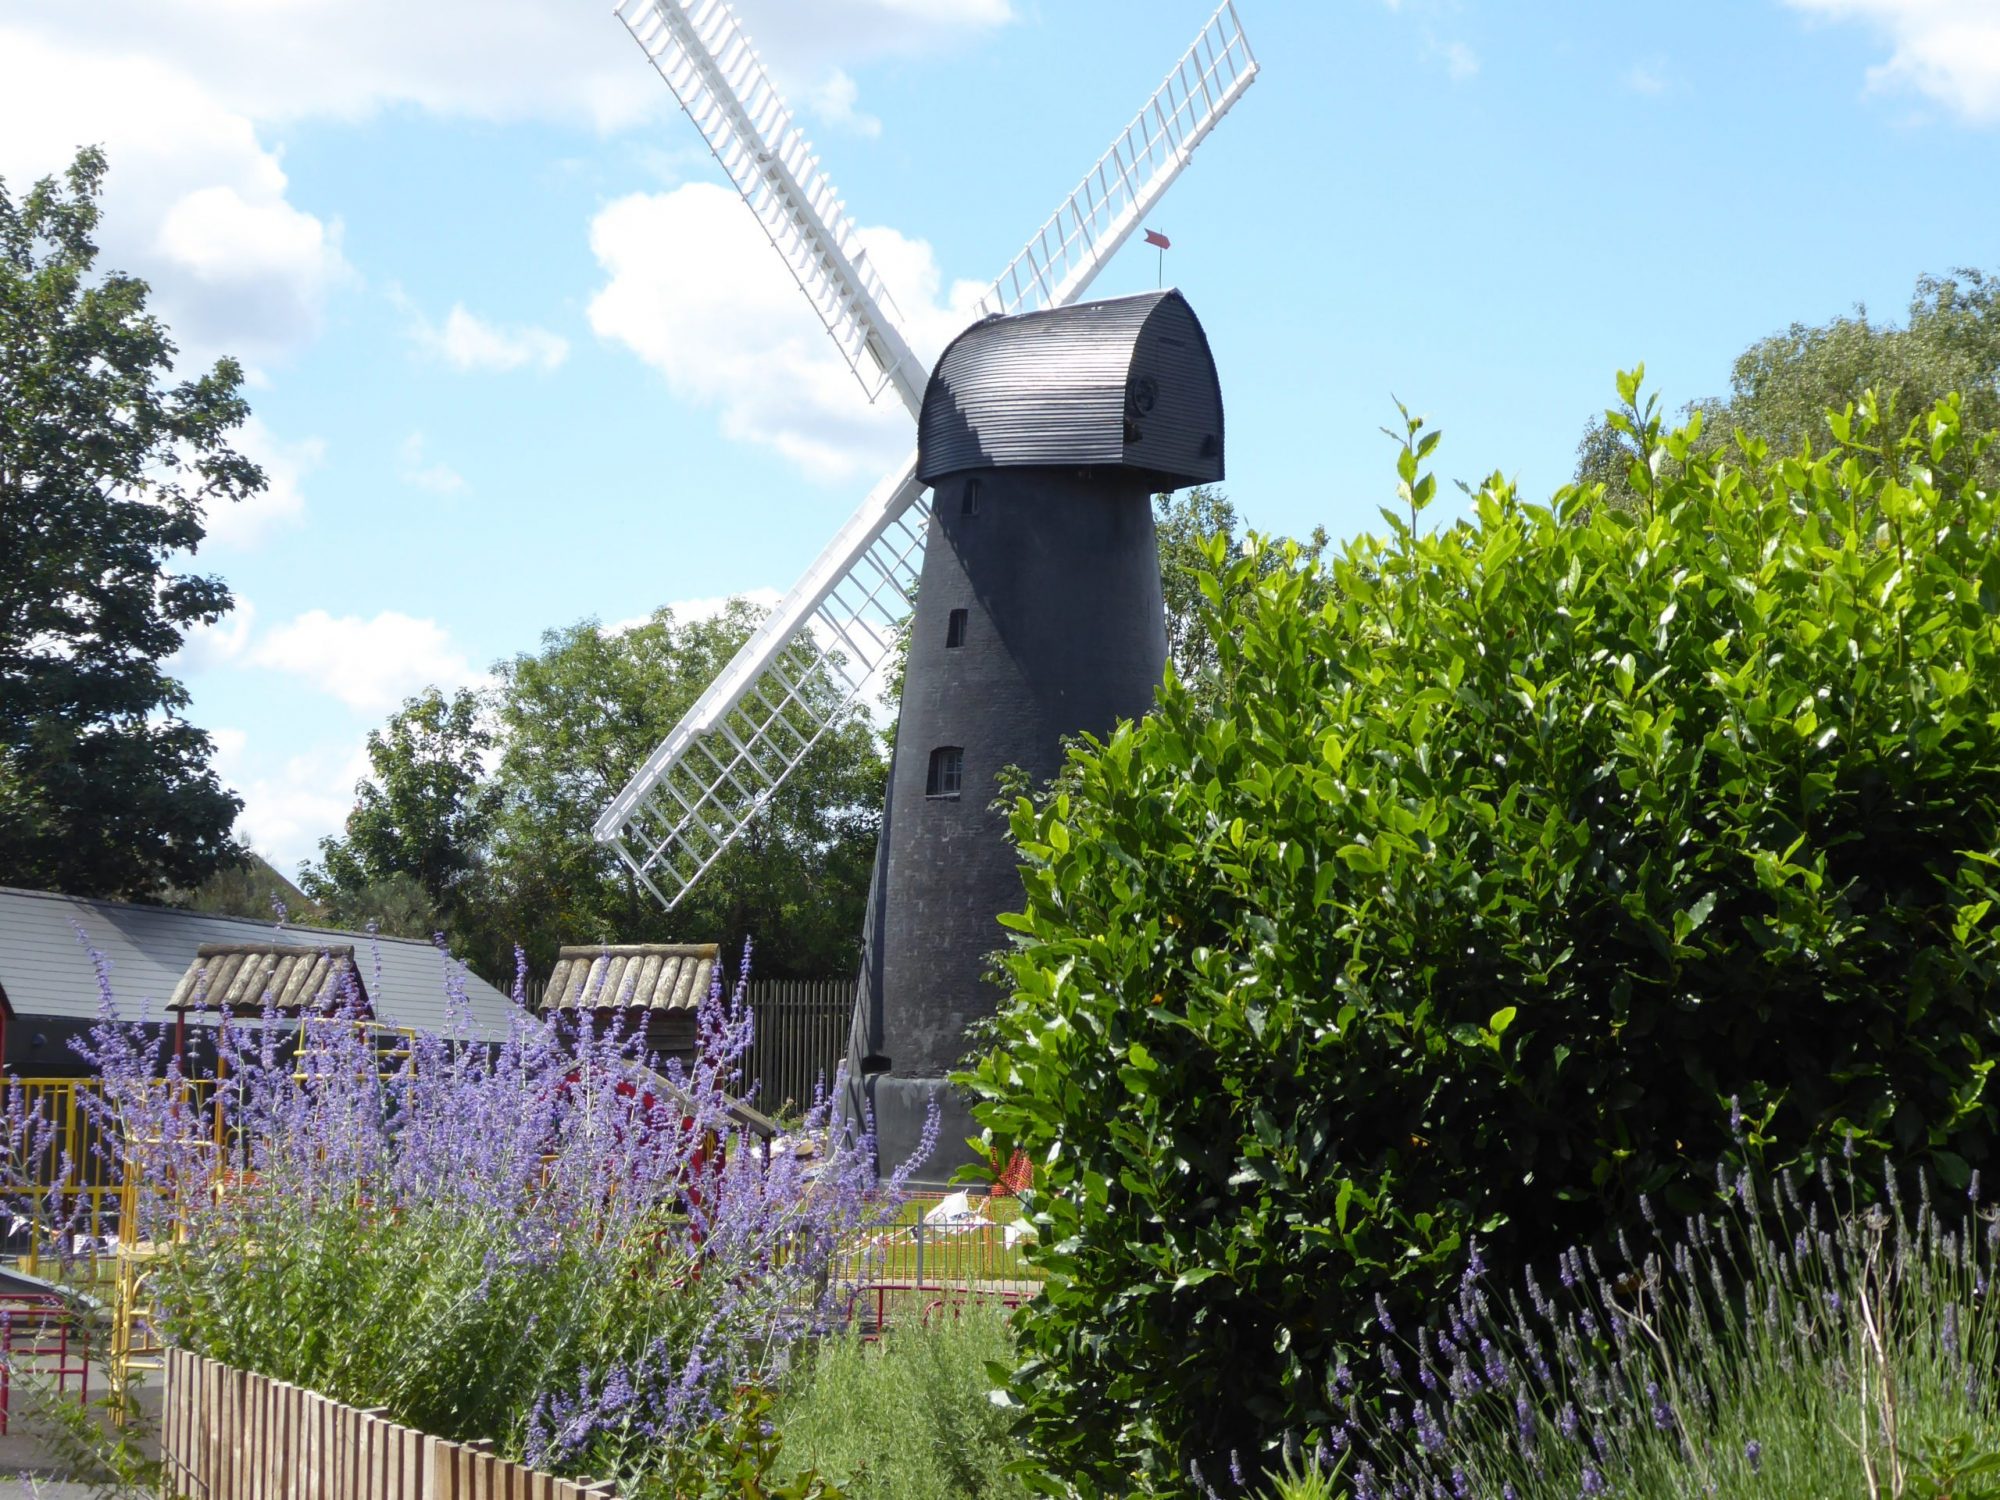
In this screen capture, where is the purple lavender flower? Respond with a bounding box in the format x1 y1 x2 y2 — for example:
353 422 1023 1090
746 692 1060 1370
1647 1379 1674 1431
3 930 930 1490
1745 1438 1762 1473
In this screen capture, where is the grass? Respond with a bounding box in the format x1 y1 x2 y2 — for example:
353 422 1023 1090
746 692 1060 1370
772 1299 1030 1500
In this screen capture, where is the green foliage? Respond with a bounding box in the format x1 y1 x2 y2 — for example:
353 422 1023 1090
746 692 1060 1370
302 686 496 935
1261 1449 1348 1500
176 850 317 922
966 379 2000 1490
8 1363 164 1498
770 1303 1030 1500
1579 266 2000 505
159 1196 708 1450
305 600 886 979
0 146 255 898
682 1385 847 1500
476 600 884 979
1154 486 1328 698
298 869 439 941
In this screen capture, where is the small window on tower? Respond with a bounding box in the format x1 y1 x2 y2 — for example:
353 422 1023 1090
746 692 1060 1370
961 479 982 517
945 608 968 648
926 746 964 798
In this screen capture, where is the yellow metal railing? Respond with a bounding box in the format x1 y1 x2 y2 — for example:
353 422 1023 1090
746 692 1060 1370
3 1018 423 1401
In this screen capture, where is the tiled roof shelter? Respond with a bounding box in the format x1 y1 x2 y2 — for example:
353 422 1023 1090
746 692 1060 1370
167 943 371 1016
538 942 777 1143
541 943 718 1014
538 943 720 1071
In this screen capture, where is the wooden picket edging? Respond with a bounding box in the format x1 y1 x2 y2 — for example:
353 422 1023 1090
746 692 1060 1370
163 1347 617 1500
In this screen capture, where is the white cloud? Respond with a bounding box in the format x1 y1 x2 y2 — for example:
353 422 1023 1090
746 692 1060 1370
802 70 882 138
587 182 986 482
0 32 351 367
1785 0 2000 122
210 732 371 873
203 418 324 548
249 610 478 713
1 1 1012 375
413 303 570 373
1443 41 1481 81
174 602 258 674
1623 60 1670 96
399 432 468 495
5 1 1013 139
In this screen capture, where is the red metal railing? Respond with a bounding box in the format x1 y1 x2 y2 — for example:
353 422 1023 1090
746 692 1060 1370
0 1291 91 1433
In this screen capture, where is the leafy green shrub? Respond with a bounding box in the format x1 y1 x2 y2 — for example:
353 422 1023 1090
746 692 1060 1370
771 1302 1028 1500
965 381 2000 1491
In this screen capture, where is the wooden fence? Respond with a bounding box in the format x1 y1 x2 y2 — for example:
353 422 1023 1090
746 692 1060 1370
162 1347 618 1500
512 975 849 1118
742 977 851 1117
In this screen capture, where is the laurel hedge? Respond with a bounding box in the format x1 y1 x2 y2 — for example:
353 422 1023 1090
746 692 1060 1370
963 381 2000 1494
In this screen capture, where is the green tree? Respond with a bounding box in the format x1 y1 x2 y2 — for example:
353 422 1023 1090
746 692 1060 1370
179 851 318 923
1154 486 1328 695
478 601 885 982
1578 266 2000 501
0 147 257 898
301 687 495 938
304 872 441 944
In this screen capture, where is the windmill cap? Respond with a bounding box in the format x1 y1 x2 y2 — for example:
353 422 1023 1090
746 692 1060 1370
917 288 1224 489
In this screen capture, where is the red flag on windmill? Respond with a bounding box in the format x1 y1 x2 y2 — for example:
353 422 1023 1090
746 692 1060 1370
1144 228 1171 249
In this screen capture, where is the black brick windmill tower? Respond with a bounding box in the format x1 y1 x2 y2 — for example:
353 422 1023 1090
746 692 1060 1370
594 0 1256 1182
853 291 1225 1176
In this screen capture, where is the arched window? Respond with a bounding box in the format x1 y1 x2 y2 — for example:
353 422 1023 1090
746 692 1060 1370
945 608 968 648
926 746 964 798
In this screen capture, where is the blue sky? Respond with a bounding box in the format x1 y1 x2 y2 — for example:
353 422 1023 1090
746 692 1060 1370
3 0 1996 875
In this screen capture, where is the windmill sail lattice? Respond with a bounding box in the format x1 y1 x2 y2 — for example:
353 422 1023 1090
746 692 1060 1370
616 0 928 412
973 3 1257 320
596 1 1258 911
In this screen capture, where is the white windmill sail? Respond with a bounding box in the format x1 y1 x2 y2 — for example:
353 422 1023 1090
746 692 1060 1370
616 0 929 413
596 1 1260 910
975 1 1258 320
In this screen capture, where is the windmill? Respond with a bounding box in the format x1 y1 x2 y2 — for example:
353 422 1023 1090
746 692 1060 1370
599 0 1257 1179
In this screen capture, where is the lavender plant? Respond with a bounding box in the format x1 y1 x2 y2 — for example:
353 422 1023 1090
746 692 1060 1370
1302 1156 2000 1500
2 935 931 1498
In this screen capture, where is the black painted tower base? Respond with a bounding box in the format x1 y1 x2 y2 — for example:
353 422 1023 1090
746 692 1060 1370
849 468 1166 1184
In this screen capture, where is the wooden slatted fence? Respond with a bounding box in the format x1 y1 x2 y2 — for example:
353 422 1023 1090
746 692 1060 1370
162 1348 618 1500
514 975 850 1119
742 978 851 1117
